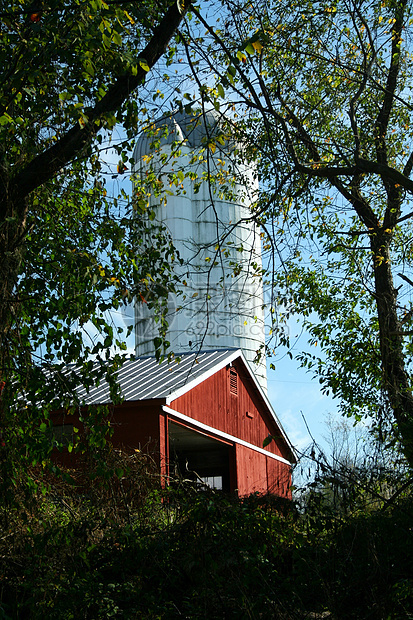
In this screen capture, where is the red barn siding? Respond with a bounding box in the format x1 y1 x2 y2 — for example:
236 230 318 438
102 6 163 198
107 400 169 476
170 361 290 459
266 457 292 499
235 444 268 495
52 357 294 497
109 400 163 452
168 361 293 497
234 445 292 497
52 399 167 471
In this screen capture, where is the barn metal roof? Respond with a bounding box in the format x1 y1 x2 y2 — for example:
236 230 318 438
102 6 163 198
75 349 239 405
73 348 296 461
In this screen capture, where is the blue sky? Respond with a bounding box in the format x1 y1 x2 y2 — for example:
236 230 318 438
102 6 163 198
267 354 339 457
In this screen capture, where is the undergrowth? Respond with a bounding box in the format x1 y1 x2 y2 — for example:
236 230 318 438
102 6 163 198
0 449 412 619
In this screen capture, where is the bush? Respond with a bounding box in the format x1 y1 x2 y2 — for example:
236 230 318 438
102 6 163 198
1 450 412 619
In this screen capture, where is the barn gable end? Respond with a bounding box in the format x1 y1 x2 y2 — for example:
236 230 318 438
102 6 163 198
169 360 291 460
163 356 295 495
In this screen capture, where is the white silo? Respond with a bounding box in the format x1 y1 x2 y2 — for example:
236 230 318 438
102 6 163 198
132 110 267 391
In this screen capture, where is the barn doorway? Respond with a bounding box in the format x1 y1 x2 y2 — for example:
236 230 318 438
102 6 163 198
168 420 234 492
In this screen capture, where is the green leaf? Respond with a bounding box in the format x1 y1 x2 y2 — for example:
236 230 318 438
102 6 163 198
0 112 13 125
263 435 273 448
138 58 150 72
112 30 122 46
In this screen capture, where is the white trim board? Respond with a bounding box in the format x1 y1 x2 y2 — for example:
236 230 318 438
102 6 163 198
163 405 293 466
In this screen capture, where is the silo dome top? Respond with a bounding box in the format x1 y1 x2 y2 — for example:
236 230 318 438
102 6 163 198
133 109 225 162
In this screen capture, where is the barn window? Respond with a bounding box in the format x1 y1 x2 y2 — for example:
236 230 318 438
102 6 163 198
201 475 223 490
229 367 238 395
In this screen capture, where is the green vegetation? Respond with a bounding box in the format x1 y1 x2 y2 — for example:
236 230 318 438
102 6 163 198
0 449 412 619
0 0 187 495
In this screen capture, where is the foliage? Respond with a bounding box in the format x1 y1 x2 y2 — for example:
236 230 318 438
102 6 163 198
0 0 190 493
296 416 409 516
0 452 412 619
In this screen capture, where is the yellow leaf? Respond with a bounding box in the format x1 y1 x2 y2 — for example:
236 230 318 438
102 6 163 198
138 58 150 72
252 41 263 52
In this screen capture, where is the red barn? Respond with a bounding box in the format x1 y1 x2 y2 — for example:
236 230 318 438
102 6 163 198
55 349 296 497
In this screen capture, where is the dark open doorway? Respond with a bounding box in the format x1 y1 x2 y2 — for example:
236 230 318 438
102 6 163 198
168 420 234 492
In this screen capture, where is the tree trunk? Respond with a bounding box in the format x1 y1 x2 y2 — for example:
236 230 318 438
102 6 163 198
0 186 28 374
371 233 413 465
